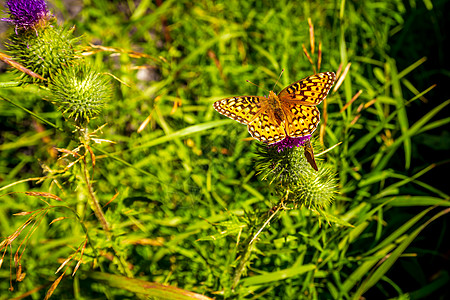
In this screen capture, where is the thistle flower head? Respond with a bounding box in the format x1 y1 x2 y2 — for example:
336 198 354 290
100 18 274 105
255 138 337 211
49 64 111 125
271 135 312 152
2 0 52 32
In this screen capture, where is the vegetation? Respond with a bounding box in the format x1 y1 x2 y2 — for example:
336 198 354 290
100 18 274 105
0 0 448 299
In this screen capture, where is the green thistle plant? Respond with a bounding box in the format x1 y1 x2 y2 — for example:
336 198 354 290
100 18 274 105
255 138 337 210
49 64 111 124
5 26 80 83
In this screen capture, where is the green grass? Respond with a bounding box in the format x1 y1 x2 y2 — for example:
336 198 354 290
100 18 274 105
1 0 449 299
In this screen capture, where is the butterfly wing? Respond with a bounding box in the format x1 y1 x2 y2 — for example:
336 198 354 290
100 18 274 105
283 104 320 137
278 72 336 106
213 95 286 144
213 96 263 125
247 112 286 144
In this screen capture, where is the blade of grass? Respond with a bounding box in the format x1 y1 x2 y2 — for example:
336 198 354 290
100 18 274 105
240 264 316 286
374 99 450 172
389 59 411 169
88 272 213 300
0 95 64 132
127 119 232 152
355 208 450 298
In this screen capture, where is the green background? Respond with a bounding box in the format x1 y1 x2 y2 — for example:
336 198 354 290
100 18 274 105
0 0 449 299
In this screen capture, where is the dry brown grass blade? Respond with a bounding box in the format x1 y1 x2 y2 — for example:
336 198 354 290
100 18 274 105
318 41 322 71
9 282 50 300
340 89 363 112
308 18 315 54
25 192 62 201
55 255 73 274
49 217 67 225
87 144 95 169
44 271 66 300
104 191 120 207
55 148 80 157
137 112 153 133
333 62 351 92
0 52 46 80
302 44 315 71
13 212 33 216
208 50 225 80
335 63 343 79
16 263 26 281
72 240 87 276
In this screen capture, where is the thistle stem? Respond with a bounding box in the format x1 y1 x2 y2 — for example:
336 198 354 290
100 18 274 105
79 127 110 235
231 206 280 290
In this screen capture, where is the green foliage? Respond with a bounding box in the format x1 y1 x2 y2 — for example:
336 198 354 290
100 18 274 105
1 0 449 299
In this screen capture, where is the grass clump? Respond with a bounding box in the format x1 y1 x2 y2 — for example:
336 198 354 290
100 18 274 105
0 0 448 299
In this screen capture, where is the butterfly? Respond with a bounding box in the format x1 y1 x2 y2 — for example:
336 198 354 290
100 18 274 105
213 72 336 144
213 72 336 171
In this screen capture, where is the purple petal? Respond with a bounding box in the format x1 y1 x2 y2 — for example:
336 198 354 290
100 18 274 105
271 135 312 152
2 0 51 30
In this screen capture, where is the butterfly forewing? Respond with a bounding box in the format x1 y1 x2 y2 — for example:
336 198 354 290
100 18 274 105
278 72 336 106
213 96 262 125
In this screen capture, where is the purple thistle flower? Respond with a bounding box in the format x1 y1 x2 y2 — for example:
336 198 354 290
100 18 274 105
2 0 51 32
272 135 312 152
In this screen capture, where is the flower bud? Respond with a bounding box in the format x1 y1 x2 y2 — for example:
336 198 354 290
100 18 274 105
255 138 337 210
5 25 79 83
49 65 111 124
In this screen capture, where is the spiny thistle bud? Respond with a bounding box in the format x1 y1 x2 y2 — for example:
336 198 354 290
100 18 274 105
5 25 80 83
255 137 337 210
2 0 53 32
49 64 111 124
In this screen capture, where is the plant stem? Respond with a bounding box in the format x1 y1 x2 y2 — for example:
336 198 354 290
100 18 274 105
79 127 110 235
82 156 110 233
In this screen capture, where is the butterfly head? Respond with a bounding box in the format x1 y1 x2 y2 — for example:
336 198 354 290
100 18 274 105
268 90 277 99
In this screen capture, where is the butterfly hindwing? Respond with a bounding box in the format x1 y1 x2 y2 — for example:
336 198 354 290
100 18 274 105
283 104 320 137
278 72 336 106
247 112 286 144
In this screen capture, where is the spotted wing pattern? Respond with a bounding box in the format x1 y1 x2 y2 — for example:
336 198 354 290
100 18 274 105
213 96 262 125
283 104 320 137
278 72 336 106
247 112 286 144
213 96 287 144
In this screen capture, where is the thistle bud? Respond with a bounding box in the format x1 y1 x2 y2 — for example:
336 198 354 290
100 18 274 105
255 138 337 210
49 65 111 125
5 25 79 83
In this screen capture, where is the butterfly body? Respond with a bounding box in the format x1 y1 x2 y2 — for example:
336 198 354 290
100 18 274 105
213 72 336 145
266 91 286 126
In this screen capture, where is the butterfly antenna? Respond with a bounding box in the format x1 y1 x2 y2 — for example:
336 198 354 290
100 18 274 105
246 80 270 93
272 69 284 91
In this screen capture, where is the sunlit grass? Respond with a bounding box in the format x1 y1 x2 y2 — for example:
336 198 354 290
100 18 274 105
0 0 449 299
